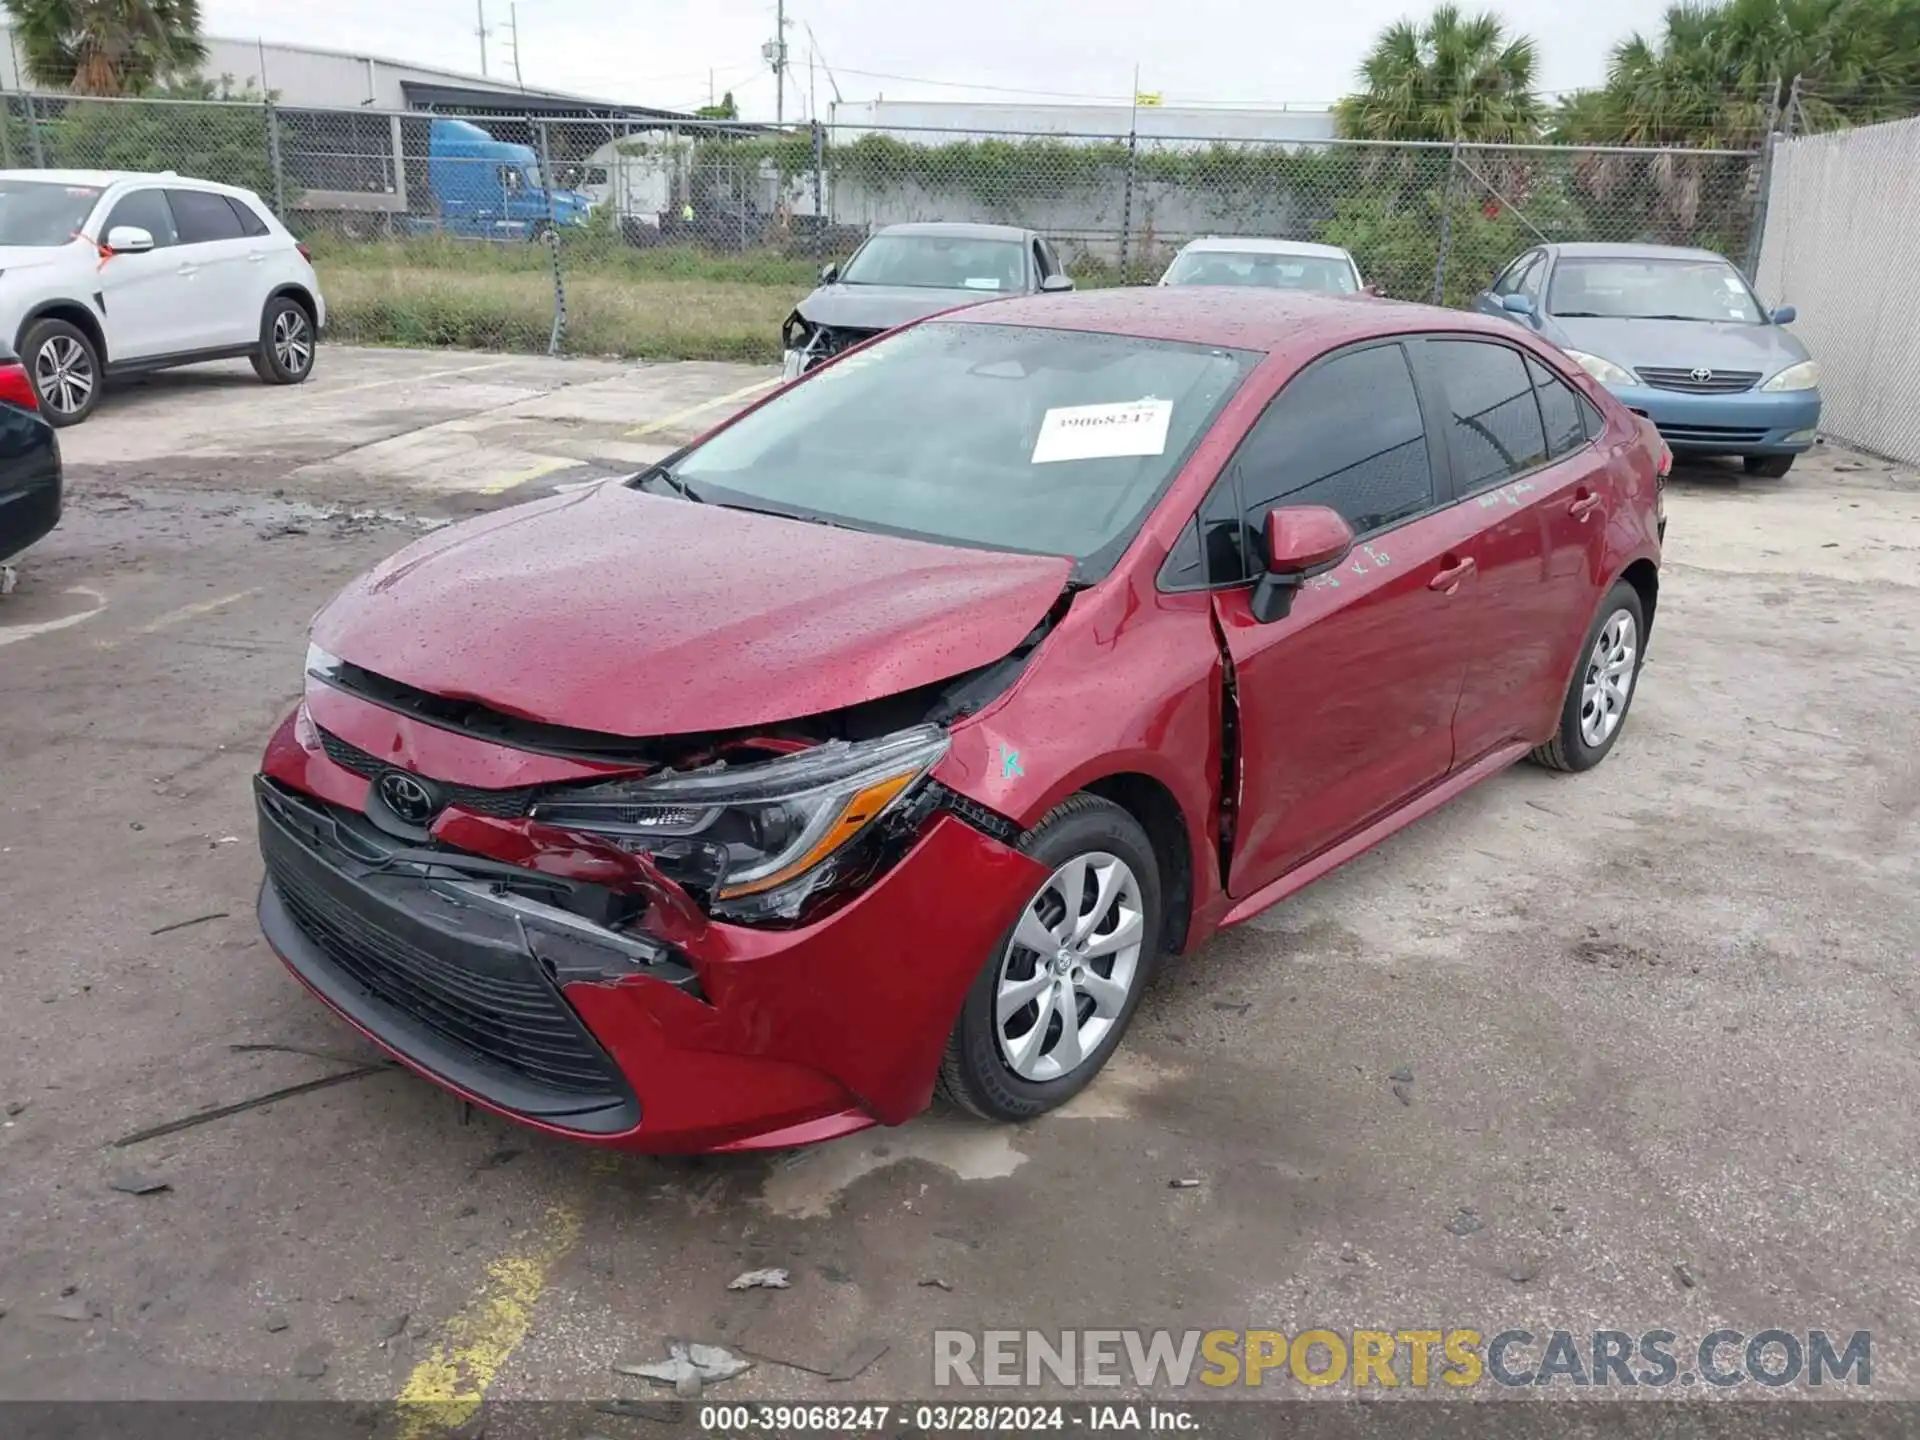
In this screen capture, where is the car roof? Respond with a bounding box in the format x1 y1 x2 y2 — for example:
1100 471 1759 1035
949 286 1520 357
1548 241 1731 263
0 167 250 194
1176 236 1353 260
873 221 1035 242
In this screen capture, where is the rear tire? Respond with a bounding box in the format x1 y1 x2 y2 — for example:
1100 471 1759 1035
936 795 1162 1122
1530 580 1647 774
22 318 101 427
254 296 315 385
1743 453 1795 478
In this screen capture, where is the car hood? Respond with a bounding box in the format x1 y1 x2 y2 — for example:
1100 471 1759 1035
1549 315 1809 376
0 245 75 271
311 483 1073 738
795 283 1002 331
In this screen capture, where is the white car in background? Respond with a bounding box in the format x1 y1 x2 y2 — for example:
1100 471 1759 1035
1159 237 1371 295
0 169 325 426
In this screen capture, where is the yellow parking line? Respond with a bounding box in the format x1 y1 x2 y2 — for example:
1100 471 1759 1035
396 1204 582 1438
621 376 780 440
477 456 579 496
91 588 260 649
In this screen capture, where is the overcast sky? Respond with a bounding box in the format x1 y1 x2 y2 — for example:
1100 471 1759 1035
202 0 1676 118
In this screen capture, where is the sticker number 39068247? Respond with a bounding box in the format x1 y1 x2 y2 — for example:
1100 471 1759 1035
1031 399 1174 465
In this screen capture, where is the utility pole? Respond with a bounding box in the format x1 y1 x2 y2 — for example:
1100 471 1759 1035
476 0 489 76
762 0 789 124
505 2 523 88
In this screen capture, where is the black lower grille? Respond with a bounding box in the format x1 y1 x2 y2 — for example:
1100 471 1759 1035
318 727 538 818
1658 423 1769 444
1636 366 1761 394
260 798 627 1100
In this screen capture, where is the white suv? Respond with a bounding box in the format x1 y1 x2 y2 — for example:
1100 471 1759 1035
0 169 326 427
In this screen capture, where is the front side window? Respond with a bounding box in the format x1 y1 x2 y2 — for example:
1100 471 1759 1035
103 189 178 247
665 321 1257 578
1430 340 1548 492
0 179 104 246
1547 256 1764 323
838 234 1028 292
1235 342 1435 542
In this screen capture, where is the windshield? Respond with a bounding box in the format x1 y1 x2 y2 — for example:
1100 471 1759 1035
664 322 1257 573
839 234 1027 292
1163 249 1357 293
0 179 102 247
1548 257 1765 323
523 164 545 189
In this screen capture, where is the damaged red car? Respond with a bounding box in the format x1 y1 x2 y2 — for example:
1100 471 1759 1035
255 287 1666 1153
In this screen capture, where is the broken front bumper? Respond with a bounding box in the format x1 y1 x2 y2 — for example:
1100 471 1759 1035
255 707 1046 1152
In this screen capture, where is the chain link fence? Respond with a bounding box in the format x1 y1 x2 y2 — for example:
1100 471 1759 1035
1 91 1764 365
1754 112 1920 466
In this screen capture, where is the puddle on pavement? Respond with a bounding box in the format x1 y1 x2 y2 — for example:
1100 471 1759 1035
757 1116 1027 1220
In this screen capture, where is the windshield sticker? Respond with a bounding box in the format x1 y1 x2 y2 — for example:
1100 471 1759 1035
1723 276 1745 292
1031 399 1174 464
961 277 1003 290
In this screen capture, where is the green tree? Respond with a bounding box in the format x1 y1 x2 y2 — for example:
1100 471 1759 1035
696 91 739 120
1335 4 1543 142
3 0 207 96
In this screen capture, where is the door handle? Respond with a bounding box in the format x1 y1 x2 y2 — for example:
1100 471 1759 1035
1569 489 1604 520
247 251 266 263
176 263 198 276
1428 556 1476 594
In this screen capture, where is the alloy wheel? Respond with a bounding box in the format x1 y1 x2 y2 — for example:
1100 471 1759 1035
34 335 94 417
273 309 313 374
994 851 1146 1083
1580 609 1638 747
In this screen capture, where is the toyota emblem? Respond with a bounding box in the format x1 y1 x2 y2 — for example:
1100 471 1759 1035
1690 366 1714 382
377 770 440 825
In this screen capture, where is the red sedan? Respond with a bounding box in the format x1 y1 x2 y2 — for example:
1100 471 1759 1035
255 287 1666 1152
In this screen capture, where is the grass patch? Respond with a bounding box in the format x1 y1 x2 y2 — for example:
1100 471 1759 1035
320 264 799 361
310 236 821 288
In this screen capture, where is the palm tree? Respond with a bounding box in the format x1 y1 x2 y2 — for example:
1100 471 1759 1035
1335 5 1543 143
3 0 207 96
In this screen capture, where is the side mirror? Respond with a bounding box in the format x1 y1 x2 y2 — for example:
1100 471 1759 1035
1363 283 1383 297
1039 273 1074 293
1771 304 1797 325
104 225 155 254
1501 293 1534 316
1250 505 1355 624
820 262 839 284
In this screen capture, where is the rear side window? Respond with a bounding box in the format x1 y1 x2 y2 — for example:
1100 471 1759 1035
1430 339 1547 492
1236 342 1435 541
1528 355 1587 458
168 188 245 244
225 194 271 237
103 188 177 246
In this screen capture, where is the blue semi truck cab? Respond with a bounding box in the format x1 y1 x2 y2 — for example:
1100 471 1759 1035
425 118 594 240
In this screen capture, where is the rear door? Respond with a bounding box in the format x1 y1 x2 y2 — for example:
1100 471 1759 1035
166 188 257 347
1207 340 1484 897
1418 336 1616 762
94 187 189 361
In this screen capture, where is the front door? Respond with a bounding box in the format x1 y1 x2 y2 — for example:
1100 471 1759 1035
94 187 191 361
1210 339 1481 897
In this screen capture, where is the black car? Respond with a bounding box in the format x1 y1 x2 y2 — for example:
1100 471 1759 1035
780 221 1074 379
0 338 62 567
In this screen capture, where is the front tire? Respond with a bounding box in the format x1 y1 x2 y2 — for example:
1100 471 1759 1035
936 794 1162 1122
22 318 101 426
1744 453 1795 478
1531 580 1646 774
253 297 315 385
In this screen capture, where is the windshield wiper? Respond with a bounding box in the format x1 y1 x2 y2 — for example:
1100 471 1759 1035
634 464 704 503
1551 310 1606 317
1625 313 1716 322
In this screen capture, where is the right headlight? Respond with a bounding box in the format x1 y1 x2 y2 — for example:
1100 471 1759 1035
1761 360 1820 392
529 725 949 912
1561 349 1637 387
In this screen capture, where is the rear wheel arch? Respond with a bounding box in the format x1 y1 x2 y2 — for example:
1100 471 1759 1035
267 283 318 329
1619 557 1658 641
17 300 108 366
